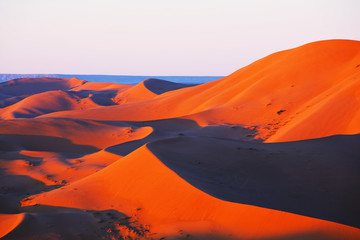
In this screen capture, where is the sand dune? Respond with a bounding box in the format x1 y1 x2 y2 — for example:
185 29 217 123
0 118 153 192
0 77 196 118
39 40 360 142
0 77 134 119
147 135 360 228
112 78 195 104
1 40 360 239
22 140 360 239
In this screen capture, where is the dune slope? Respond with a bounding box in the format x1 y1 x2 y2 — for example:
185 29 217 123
39 40 360 142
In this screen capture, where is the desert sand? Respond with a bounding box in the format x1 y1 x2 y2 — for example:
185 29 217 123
1 39 360 239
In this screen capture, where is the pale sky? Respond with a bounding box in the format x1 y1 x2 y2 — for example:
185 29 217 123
0 0 359 76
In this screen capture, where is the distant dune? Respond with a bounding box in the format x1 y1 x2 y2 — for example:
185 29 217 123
1 40 360 239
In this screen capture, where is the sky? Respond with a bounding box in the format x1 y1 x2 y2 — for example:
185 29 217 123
0 0 359 76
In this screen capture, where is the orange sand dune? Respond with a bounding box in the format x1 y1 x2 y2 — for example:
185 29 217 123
0 76 196 121
0 118 153 192
40 40 360 142
147 135 360 228
22 138 360 239
112 79 158 104
1 40 360 239
0 77 130 118
0 77 196 118
0 118 153 187
112 78 195 104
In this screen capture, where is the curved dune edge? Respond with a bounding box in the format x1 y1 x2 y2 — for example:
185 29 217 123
0 213 25 238
22 145 360 239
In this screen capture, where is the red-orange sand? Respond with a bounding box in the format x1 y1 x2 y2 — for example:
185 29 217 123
1 40 360 239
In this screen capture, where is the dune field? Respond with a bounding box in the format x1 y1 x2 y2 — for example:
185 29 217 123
0 40 360 239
